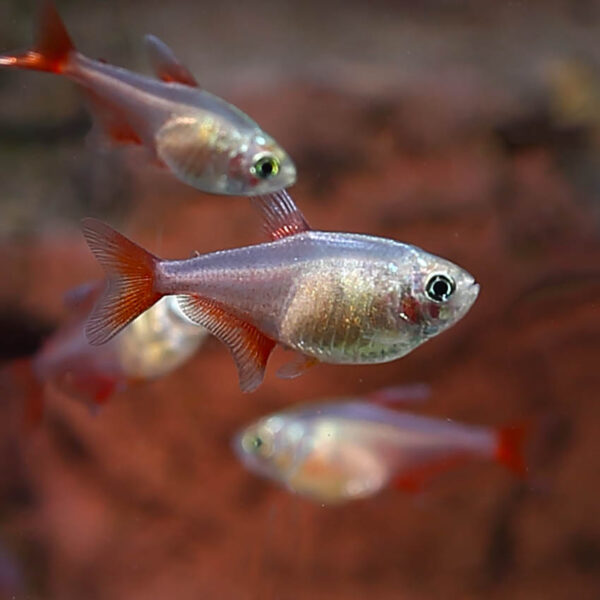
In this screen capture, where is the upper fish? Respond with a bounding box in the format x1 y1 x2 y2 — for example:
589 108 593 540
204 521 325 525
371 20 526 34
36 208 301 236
0 0 296 196
81 190 480 393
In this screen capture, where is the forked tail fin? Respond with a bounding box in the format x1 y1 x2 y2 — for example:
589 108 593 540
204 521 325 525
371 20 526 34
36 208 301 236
496 422 530 477
0 0 75 73
81 218 162 345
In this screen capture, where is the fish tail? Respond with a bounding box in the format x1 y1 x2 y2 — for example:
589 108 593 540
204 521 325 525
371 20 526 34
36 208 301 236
0 0 75 73
8 358 45 429
81 218 162 346
495 421 529 477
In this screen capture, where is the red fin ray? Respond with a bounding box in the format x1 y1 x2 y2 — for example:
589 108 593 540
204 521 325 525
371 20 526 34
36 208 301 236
178 294 275 392
144 34 198 87
251 190 311 241
0 0 75 73
81 218 161 346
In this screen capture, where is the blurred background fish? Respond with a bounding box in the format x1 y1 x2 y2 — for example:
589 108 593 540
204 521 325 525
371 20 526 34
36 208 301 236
234 396 527 504
8 282 208 424
0 0 296 196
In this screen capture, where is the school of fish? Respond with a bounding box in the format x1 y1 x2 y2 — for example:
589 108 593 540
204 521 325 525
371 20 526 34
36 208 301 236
2 0 530 504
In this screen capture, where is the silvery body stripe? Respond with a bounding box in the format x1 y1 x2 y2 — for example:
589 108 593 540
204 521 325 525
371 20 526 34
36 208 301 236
155 231 418 340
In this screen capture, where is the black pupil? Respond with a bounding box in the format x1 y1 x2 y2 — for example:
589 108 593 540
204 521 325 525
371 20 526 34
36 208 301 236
427 275 454 302
253 437 263 449
258 160 273 178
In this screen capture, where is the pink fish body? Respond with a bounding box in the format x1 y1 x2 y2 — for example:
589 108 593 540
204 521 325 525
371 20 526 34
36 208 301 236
82 191 479 392
0 1 296 195
234 400 527 504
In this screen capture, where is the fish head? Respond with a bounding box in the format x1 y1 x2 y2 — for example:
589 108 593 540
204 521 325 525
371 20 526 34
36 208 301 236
228 133 297 195
233 413 304 483
405 253 480 339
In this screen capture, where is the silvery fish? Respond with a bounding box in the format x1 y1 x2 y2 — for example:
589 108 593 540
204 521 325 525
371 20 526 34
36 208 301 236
10 282 207 424
234 399 528 504
0 0 296 195
81 190 479 392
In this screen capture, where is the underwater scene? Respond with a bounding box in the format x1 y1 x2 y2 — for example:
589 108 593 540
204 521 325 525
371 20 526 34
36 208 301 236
0 1 599 598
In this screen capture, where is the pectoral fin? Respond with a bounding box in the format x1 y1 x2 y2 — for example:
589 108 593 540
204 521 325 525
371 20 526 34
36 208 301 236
177 295 275 392
276 352 318 379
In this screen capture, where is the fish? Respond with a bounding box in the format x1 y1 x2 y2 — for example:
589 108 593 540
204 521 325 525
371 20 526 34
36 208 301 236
234 399 528 504
0 0 296 196
10 282 208 423
81 190 480 392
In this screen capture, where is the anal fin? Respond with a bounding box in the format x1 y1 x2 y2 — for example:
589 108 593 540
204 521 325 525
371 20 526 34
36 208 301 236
84 90 142 146
178 295 275 393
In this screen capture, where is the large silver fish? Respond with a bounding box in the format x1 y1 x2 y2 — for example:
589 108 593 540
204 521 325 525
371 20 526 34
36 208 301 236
0 1 296 195
81 191 479 392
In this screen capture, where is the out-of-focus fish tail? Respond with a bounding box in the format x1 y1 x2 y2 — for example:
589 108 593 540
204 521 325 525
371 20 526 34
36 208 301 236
8 358 45 429
495 422 529 477
81 218 162 346
0 0 75 73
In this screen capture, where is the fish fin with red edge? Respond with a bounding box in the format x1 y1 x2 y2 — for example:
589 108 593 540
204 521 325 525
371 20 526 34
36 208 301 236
177 294 275 393
392 455 470 493
81 218 162 346
144 34 199 87
496 422 529 477
276 352 318 379
58 370 119 406
0 0 75 73
366 383 431 407
8 358 45 429
84 90 143 146
251 190 311 240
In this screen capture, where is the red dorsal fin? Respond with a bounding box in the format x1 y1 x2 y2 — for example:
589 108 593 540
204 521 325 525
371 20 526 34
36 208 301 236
144 34 199 87
496 422 529 477
178 294 276 392
0 0 75 73
81 218 162 346
251 190 311 241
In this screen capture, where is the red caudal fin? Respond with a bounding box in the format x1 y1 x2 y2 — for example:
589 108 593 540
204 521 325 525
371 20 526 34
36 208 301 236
178 294 276 393
496 422 529 477
143 34 199 87
0 0 75 73
81 218 162 346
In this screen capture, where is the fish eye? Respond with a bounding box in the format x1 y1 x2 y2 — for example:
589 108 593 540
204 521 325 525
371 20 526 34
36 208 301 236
251 154 280 179
425 274 456 303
